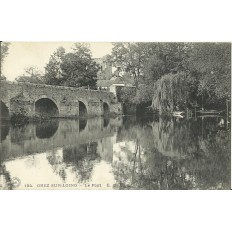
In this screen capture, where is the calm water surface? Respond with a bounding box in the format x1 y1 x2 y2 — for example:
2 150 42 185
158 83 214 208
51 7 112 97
0 116 231 190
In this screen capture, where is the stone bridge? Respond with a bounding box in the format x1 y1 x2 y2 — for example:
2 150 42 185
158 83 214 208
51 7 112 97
0 81 123 119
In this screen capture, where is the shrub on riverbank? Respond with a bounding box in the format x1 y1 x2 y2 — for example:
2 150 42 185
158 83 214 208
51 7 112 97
10 112 30 125
10 110 47 125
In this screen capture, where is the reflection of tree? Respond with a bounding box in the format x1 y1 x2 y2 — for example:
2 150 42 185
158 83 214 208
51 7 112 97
0 164 12 190
113 117 231 189
113 145 196 190
0 123 10 142
63 142 101 183
184 130 231 189
47 150 67 182
25 155 38 168
113 139 146 189
11 124 35 144
130 139 143 184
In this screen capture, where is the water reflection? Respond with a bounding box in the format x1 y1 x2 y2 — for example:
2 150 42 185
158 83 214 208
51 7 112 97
36 120 59 139
103 117 110 128
79 118 87 131
0 122 10 142
63 142 101 182
113 116 230 189
0 115 230 190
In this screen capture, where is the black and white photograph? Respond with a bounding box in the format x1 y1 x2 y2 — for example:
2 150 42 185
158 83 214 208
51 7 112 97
1 1 232 232
0 42 231 190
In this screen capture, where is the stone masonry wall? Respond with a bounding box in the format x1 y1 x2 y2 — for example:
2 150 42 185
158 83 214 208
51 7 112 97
0 81 122 118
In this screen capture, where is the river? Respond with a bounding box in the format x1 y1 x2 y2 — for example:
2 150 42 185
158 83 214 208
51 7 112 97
0 115 230 190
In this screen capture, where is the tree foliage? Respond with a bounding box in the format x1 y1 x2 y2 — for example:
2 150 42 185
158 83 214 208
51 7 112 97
0 42 10 80
188 43 231 102
16 66 44 84
44 43 99 88
0 75 6 81
43 46 66 85
152 72 192 114
110 42 230 112
110 42 193 105
0 42 10 63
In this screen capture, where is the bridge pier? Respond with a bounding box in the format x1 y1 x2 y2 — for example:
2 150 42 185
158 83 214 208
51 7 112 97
10 94 35 117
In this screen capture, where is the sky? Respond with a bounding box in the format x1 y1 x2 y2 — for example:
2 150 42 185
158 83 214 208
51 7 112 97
2 42 113 81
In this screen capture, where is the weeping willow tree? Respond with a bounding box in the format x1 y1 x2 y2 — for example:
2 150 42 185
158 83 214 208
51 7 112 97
152 72 191 114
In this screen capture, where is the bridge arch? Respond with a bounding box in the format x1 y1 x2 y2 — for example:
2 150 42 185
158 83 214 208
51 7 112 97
0 100 10 120
35 97 59 118
103 102 110 116
79 101 87 118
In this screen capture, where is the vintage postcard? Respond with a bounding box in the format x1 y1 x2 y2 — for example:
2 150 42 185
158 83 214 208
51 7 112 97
0 42 231 190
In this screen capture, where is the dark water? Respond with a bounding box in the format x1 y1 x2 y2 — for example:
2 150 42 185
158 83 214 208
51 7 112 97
0 116 231 190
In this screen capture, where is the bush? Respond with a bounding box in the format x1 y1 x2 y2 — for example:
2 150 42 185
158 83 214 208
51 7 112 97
11 112 29 125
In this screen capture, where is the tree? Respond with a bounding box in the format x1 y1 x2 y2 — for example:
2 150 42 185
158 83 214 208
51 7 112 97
0 75 6 81
16 66 44 84
152 72 191 114
111 42 150 87
0 42 10 64
109 43 158 104
110 42 191 86
110 42 192 105
60 43 99 88
150 43 231 113
44 46 66 85
144 43 192 80
0 42 10 80
188 43 231 107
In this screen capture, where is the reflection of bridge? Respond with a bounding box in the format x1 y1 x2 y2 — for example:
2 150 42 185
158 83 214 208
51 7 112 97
0 117 123 162
0 81 122 118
